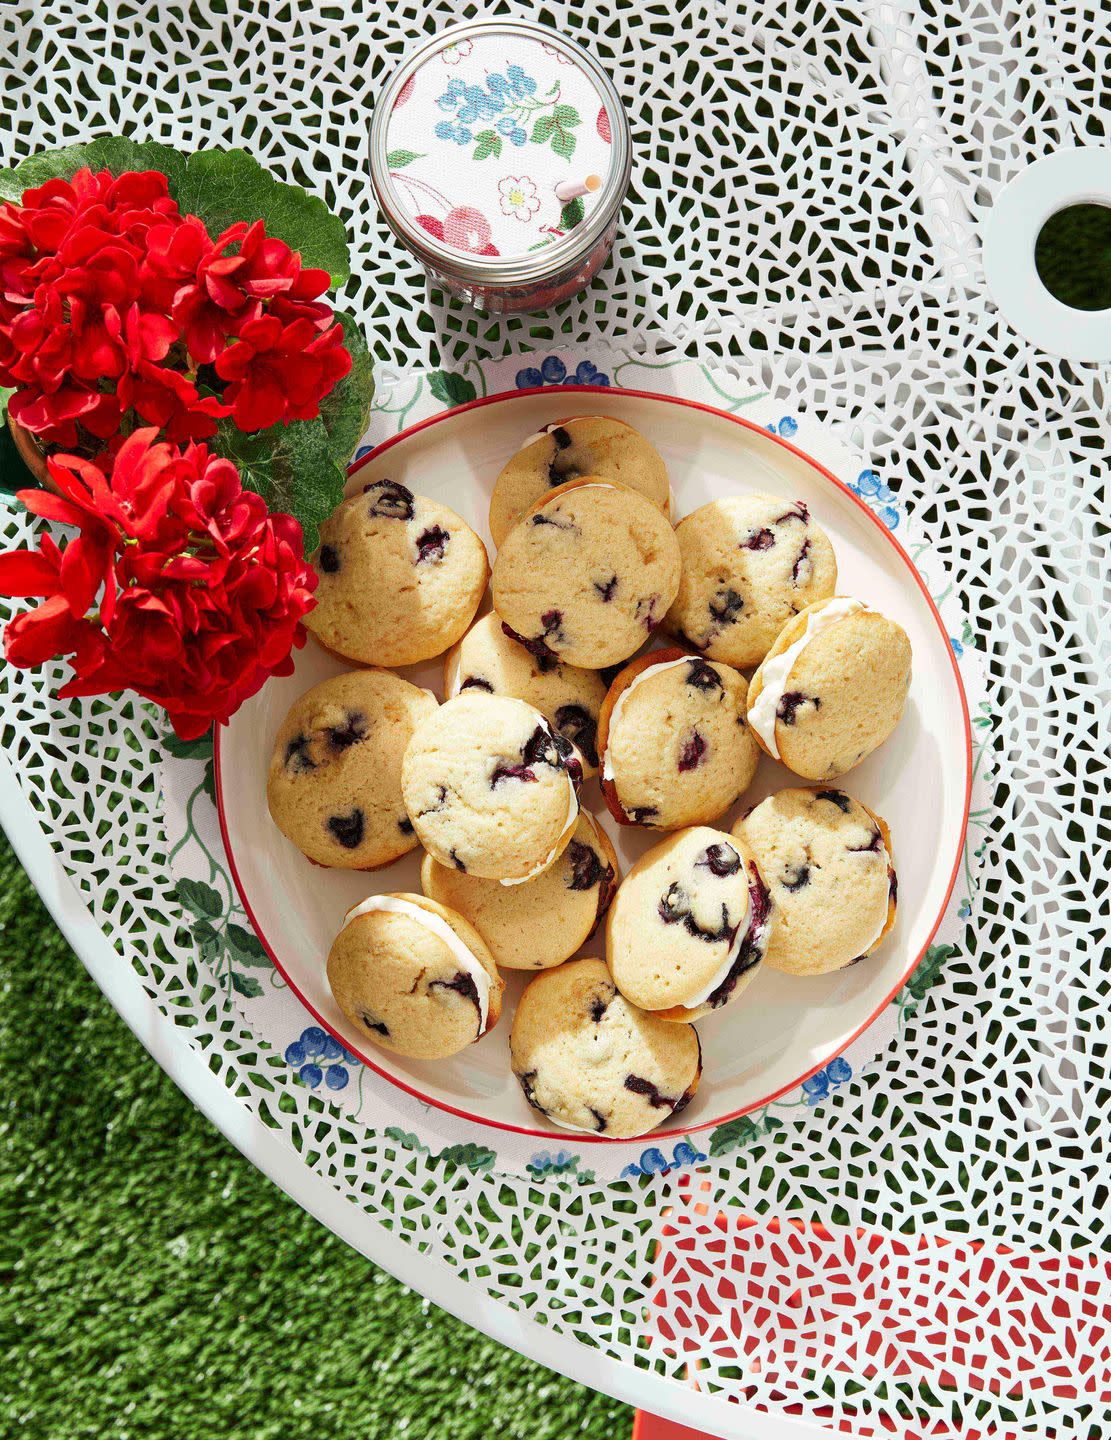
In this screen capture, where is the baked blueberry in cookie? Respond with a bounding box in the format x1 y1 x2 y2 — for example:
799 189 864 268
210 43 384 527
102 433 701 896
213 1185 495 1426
491 479 682 670
444 613 607 776
746 598 912 778
734 787 897 976
510 958 702 1137
326 892 504 1059
664 493 837 668
306 479 488 667
421 810 619 971
598 648 759 829
606 825 775 1021
402 693 583 884
267 670 437 869
489 416 670 547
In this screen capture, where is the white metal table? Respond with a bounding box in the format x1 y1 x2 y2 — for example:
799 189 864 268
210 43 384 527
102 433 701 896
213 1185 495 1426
1 3 1108 1436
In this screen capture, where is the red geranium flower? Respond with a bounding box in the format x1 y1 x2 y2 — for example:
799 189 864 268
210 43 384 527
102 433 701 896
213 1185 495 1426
0 429 317 738
0 167 350 455
216 312 351 432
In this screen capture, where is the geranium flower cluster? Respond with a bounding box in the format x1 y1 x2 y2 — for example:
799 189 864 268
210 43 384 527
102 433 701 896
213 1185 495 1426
0 429 317 738
0 166 351 448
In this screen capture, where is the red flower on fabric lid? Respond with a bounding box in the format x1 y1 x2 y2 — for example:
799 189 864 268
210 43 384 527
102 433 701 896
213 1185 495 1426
416 208 500 256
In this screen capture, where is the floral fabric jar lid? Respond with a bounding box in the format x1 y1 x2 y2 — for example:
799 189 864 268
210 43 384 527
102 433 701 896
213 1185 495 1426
382 27 617 261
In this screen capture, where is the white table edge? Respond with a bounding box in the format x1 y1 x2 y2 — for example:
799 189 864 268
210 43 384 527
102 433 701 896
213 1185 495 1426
0 752 837 1440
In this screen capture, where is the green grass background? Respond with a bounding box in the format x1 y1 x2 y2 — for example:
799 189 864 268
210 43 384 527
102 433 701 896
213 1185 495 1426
0 832 632 1439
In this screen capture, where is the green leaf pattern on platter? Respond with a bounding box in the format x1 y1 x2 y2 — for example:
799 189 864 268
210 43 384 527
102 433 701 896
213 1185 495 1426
427 371 477 408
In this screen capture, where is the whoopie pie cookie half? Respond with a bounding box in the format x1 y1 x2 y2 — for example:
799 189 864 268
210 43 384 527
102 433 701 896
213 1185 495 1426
489 415 670 547
664 493 836 668
327 892 504 1060
401 692 583 884
510 958 702 1138
491 477 682 670
306 477 488 667
266 669 437 869
606 825 775 1022
733 787 897 976
746 598 912 779
443 611 607 776
597 648 759 829
421 810 619 971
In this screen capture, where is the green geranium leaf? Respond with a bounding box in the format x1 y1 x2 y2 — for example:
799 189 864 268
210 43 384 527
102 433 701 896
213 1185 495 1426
218 414 345 555
0 138 350 285
225 922 272 968
559 197 585 230
530 116 555 144
708 1116 761 1157
550 129 577 162
175 878 224 920
386 149 422 169
316 309 374 466
173 148 349 284
427 370 477 409
230 971 265 999
0 137 188 201
473 129 501 161
437 1142 496 1172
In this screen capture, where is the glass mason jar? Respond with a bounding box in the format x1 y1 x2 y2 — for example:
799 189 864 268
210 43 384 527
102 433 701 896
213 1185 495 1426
370 18 632 314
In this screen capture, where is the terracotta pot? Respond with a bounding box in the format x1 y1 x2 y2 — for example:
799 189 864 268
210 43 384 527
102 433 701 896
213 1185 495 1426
7 417 50 485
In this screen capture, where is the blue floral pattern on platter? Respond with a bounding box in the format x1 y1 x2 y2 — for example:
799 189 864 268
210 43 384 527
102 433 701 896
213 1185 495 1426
849 468 900 529
515 356 611 388
801 1055 853 1105
285 1025 361 1091
620 1139 708 1179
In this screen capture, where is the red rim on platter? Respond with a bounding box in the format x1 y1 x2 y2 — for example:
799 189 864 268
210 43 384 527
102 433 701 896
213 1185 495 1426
214 385 973 1144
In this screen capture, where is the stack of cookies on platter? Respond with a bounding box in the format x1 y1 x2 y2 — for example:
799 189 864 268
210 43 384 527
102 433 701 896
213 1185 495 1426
265 414 912 1139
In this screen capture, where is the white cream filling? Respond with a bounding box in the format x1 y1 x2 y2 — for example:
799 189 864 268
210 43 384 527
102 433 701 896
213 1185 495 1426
854 839 895 956
539 1108 602 1134
499 763 580 886
601 656 694 783
681 880 758 1010
519 416 610 450
748 598 867 758
340 894 491 1034
444 647 463 698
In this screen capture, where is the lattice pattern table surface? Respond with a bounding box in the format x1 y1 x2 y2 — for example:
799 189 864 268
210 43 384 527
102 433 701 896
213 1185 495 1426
1 3 1108 1437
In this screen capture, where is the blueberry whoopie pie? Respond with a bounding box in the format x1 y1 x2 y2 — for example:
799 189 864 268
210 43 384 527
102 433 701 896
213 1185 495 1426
606 825 775 1021
267 669 436 870
510 958 701 1137
489 416 670 548
306 481 488 667
597 647 759 830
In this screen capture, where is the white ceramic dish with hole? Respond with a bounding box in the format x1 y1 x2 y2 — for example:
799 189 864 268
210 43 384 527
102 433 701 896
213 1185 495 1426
215 386 971 1142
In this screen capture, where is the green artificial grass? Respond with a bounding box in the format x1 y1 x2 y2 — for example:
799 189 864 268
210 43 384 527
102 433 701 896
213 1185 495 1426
0 833 632 1440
